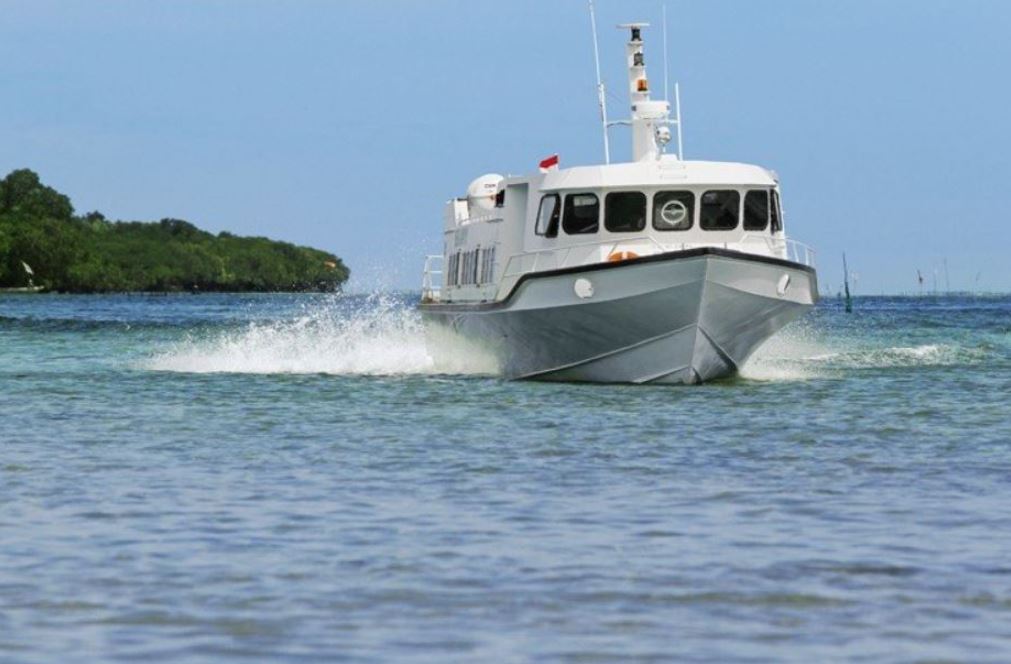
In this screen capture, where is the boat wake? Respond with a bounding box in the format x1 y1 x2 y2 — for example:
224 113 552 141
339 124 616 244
144 293 497 377
144 295 992 382
742 322 989 382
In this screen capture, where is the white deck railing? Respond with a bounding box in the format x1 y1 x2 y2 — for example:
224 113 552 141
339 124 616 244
421 255 443 302
739 234 817 268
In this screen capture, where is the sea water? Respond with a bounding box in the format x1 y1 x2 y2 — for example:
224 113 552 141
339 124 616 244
1 293 1010 662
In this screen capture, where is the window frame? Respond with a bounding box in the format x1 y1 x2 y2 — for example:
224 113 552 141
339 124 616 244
652 190 695 232
743 189 770 231
562 192 600 235
771 190 783 233
535 194 561 238
699 189 741 231
604 191 648 233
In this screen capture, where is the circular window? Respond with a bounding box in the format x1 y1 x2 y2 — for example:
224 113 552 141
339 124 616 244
659 200 688 229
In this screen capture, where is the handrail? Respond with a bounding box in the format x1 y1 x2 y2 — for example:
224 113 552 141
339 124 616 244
421 254 443 302
738 234 817 267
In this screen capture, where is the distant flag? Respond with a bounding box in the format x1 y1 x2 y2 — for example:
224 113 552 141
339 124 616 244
21 261 34 276
538 154 560 173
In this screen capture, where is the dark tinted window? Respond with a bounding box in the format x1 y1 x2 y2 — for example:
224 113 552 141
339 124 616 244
771 190 783 232
700 190 740 230
535 194 560 237
743 190 770 231
562 193 599 235
605 192 647 232
653 191 694 231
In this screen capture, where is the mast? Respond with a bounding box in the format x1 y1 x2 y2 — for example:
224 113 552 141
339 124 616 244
616 23 672 162
21 261 35 289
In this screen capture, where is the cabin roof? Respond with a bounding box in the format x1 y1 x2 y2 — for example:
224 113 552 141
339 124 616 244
511 158 777 192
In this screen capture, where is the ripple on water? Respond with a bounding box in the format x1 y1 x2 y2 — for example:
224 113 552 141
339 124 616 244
2 294 1011 661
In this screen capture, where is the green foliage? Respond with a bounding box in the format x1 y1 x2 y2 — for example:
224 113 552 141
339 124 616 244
0 168 74 220
0 169 349 292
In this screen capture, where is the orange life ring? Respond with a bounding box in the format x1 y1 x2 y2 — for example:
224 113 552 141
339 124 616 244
607 250 639 263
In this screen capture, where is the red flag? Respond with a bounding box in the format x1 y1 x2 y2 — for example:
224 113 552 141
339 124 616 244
538 154 559 173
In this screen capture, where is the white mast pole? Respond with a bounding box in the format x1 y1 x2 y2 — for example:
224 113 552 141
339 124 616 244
589 0 611 164
664 4 683 160
675 82 684 160
662 4 669 103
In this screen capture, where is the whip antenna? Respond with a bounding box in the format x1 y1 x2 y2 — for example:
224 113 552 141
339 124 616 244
589 0 611 164
675 82 683 159
663 4 684 159
663 4 669 102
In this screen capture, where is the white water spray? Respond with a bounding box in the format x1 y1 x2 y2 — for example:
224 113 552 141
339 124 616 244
145 294 497 376
742 321 988 382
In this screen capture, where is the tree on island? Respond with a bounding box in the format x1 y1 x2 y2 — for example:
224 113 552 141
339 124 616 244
0 169 349 292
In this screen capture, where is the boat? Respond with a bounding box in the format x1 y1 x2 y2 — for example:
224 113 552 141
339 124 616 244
1 261 44 294
418 10 818 384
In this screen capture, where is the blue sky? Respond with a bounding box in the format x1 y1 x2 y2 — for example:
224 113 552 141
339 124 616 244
2 0 1009 293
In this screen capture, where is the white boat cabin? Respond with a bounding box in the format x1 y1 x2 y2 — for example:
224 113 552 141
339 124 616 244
421 22 814 304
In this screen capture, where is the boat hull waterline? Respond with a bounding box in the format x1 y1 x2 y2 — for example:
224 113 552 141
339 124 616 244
420 249 818 384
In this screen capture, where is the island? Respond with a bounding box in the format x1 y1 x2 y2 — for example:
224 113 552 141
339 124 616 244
0 169 349 293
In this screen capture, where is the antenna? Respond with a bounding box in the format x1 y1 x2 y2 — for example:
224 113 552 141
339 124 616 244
588 0 611 164
663 4 684 159
662 4 669 102
674 82 683 159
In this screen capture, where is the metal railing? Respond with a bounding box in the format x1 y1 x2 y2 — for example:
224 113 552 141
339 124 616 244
739 234 817 267
421 255 443 302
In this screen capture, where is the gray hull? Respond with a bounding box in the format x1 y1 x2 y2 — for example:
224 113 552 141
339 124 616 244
420 248 818 384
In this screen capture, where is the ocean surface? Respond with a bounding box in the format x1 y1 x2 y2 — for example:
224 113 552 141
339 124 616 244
2 292 1010 663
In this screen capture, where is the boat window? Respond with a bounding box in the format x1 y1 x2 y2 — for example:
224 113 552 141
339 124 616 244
653 191 694 231
479 246 496 284
743 190 770 231
605 191 647 232
700 190 740 231
494 189 506 208
562 193 599 235
535 194 560 238
771 190 783 233
447 251 460 287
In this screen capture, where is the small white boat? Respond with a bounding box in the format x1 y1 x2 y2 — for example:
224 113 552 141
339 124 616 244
419 12 817 384
1 261 44 293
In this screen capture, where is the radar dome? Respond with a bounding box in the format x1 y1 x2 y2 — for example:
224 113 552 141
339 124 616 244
466 173 504 213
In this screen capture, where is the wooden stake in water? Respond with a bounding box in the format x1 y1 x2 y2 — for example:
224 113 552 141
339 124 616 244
843 253 853 313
